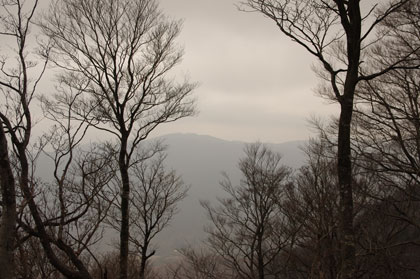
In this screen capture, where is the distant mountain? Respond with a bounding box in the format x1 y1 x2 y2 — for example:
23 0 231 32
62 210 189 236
33 133 307 261
149 133 306 261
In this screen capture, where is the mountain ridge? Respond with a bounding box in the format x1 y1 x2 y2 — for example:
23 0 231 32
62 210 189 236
34 133 307 261
151 132 306 146
147 133 306 260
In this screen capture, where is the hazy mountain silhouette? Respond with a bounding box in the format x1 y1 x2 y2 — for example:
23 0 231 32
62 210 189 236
33 133 306 261
150 133 306 261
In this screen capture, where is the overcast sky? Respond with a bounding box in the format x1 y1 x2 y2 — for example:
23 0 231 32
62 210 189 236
29 0 338 144
152 0 338 143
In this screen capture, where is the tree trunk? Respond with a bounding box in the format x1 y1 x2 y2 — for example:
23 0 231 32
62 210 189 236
336 2 361 278
119 136 130 279
337 97 356 279
0 121 16 279
257 232 264 279
139 246 148 279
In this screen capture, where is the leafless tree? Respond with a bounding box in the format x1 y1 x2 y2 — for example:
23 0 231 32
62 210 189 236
89 251 160 279
240 1 420 277
107 146 188 279
345 3 420 276
355 194 420 279
40 0 196 278
283 138 341 279
352 0 420 220
0 110 17 279
284 133 420 279
0 0 47 277
282 136 371 278
165 247 235 279
15 85 117 279
202 143 293 279
15 236 60 279
0 0 109 277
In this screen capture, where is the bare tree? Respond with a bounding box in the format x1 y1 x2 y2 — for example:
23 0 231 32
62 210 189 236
107 146 188 279
202 143 293 279
352 0 420 213
240 1 419 277
0 0 46 277
346 4 420 275
0 112 16 279
5 75 119 279
165 247 235 279
15 235 61 279
89 251 148 279
283 138 341 279
130 150 187 279
284 133 420 279
40 0 196 278
283 136 371 279
0 0 107 277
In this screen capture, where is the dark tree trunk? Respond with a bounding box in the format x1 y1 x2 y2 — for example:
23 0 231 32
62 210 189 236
257 232 264 279
139 245 148 279
0 121 17 279
139 239 155 279
337 96 356 279
335 1 361 278
119 136 130 279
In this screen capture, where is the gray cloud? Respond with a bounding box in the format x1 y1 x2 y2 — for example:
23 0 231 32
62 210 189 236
154 0 337 143
27 0 337 143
